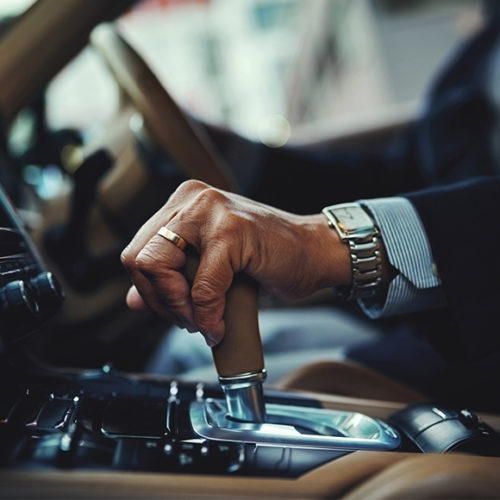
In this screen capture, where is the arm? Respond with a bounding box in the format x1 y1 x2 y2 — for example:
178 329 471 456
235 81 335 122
120 179 393 345
359 176 500 377
200 120 426 214
358 197 446 318
406 176 500 361
121 176 500 360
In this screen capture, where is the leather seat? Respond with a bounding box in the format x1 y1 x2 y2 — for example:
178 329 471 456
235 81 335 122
276 359 423 403
342 454 500 499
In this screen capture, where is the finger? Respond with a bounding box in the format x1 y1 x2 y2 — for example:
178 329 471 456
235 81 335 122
121 180 209 262
135 234 196 330
126 268 191 328
126 285 147 310
121 202 194 328
190 247 234 346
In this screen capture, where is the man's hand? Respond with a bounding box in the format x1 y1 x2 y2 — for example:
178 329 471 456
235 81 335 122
121 180 350 346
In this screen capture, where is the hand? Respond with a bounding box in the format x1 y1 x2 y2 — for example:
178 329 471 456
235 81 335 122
121 180 351 345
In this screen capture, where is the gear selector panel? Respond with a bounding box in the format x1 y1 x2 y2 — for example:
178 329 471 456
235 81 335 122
0 368 378 477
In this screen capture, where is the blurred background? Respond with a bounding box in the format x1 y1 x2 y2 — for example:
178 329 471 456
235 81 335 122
0 0 485 369
3 0 484 167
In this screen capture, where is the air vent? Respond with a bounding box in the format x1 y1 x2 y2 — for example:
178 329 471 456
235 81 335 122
0 228 27 258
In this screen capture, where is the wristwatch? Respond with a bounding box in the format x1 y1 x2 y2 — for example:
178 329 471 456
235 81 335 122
322 203 382 300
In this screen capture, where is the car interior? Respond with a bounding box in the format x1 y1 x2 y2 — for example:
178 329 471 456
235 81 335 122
1 1 500 498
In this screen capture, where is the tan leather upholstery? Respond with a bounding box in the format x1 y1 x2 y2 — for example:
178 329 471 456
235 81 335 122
5 452 499 499
0 452 413 499
0 0 133 123
276 360 423 403
342 454 500 499
91 24 237 192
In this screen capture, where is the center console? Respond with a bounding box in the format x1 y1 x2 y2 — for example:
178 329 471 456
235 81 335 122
1 182 500 498
0 364 400 477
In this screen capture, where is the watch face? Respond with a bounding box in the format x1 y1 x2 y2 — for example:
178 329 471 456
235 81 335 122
330 205 374 235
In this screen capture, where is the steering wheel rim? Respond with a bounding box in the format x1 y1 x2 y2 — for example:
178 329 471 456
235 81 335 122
91 24 265 382
90 23 239 193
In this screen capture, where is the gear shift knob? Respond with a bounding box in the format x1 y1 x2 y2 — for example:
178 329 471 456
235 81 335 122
184 255 266 422
213 275 266 422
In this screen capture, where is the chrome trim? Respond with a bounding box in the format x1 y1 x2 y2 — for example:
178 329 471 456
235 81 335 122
218 370 267 386
218 370 267 422
190 399 400 451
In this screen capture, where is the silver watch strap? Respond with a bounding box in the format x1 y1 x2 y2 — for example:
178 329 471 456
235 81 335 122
338 235 382 300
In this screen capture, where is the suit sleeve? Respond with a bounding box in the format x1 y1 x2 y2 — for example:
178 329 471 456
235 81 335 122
405 176 500 363
358 197 446 318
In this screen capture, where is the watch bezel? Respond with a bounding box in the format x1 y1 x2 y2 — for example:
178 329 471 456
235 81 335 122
322 203 377 241
322 203 383 301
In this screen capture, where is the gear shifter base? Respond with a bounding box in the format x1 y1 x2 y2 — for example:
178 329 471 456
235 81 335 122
190 399 401 451
219 370 267 422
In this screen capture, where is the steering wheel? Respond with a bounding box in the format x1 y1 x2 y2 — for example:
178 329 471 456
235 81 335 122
91 24 264 383
90 23 238 193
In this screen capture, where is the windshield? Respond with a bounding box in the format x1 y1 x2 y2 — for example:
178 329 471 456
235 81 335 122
5 0 483 203
44 0 483 145
0 0 35 19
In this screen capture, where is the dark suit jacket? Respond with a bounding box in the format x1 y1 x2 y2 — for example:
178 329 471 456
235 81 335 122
399 18 500 410
250 15 500 411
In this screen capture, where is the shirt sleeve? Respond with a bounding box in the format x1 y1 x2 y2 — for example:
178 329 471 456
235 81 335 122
356 197 447 318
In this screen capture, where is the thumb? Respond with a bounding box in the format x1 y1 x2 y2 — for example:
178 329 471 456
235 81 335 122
126 285 148 311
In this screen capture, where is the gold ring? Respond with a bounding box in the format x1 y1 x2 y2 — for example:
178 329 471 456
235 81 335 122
157 226 187 250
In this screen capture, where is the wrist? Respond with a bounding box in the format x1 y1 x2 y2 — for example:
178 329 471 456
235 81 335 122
321 203 392 300
298 213 352 290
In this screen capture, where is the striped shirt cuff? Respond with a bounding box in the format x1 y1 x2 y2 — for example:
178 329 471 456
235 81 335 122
356 197 446 318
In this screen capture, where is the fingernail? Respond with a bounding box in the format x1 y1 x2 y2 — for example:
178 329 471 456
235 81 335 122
205 335 218 347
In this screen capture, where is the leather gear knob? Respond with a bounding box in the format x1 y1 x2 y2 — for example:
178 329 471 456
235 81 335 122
212 273 264 377
185 254 266 421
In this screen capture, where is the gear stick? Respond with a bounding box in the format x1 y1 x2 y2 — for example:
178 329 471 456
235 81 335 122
212 275 266 422
184 254 266 423
93 24 266 423
186 263 400 451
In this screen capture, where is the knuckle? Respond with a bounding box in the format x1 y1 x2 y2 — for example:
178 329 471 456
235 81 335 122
191 279 218 309
120 248 135 270
195 187 227 208
177 179 208 195
134 248 156 274
165 180 209 212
